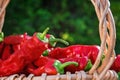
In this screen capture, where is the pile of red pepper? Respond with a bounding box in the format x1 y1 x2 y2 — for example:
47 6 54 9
1 27 119 77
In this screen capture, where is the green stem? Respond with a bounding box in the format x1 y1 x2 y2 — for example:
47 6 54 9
0 32 4 42
50 38 69 46
118 72 120 80
60 61 78 69
54 60 78 74
40 27 49 40
84 59 92 71
42 50 49 56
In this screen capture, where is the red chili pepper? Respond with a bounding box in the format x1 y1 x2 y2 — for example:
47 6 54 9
18 36 47 63
4 33 31 45
0 53 25 76
0 33 31 60
59 57 92 73
0 36 47 76
27 57 78 76
0 42 4 57
48 45 99 64
34 56 49 67
110 54 120 72
1 45 13 60
4 34 24 45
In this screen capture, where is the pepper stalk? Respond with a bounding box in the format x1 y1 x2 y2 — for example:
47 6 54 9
0 32 4 42
36 27 69 47
84 59 93 71
54 60 78 74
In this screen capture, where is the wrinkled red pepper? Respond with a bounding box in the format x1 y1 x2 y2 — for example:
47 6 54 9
0 42 4 57
3 33 28 45
0 33 31 60
0 36 47 76
48 45 100 64
1 45 12 60
59 57 92 73
27 57 78 76
0 28 69 76
110 55 120 72
3 32 32 44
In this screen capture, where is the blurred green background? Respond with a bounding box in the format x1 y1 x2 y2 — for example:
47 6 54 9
3 0 120 54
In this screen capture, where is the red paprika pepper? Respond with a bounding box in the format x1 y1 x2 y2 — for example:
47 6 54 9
0 42 4 58
3 33 31 45
0 53 25 76
1 45 12 60
48 45 100 64
110 54 120 72
0 33 31 60
0 35 47 76
0 28 69 76
27 57 78 76
4 34 24 45
59 57 92 73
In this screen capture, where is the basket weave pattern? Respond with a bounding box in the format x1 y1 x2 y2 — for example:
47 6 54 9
0 0 118 80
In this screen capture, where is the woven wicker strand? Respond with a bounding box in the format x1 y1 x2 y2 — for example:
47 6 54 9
0 0 118 80
0 71 117 80
0 0 10 32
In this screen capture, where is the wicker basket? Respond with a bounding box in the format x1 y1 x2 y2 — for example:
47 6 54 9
0 0 118 80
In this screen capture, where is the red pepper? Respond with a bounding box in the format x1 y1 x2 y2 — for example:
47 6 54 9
48 45 99 64
3 33 31 45
0 42 4 58
4 34 24 45
1 45 12 60
0 53 25 76
17 36 47 63
59 57 92 73
34 56 49 67
27 57 78 76
0 33 31 60
0 36 47 76
110 54 120 72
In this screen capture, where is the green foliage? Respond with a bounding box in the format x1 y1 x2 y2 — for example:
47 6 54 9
3 0 120 54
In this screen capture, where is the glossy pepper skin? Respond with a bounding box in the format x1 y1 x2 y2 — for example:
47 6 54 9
59 57 92 73
3 33 31 45
48 45 100 64
1 45 12 60
27 57 78 76
0 33 31 60
4 35 24 45
110 55 120 72
0 36 47 76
